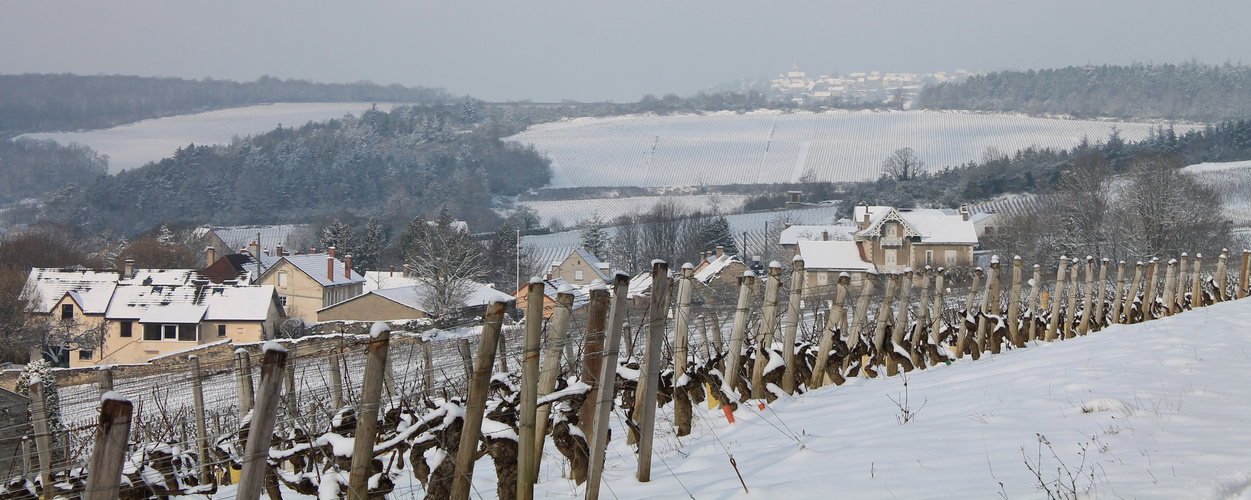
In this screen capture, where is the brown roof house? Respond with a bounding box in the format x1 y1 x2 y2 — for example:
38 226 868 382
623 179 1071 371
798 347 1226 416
318 275 515 322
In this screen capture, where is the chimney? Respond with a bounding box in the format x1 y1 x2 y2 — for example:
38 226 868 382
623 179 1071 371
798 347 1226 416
206 246 217 267
276 243 284 256
263 247 269 257
389 265 394 277
960 204 970 221
327 256 335 281
248 240 259 258
328 246 336 258
822 231 829 241
403 261 409 277
311 244 317 254
345 255 352 279
123 259 134 279
716 245 725 258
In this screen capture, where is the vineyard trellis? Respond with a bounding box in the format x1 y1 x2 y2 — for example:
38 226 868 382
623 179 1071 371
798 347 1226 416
4 247 1249 499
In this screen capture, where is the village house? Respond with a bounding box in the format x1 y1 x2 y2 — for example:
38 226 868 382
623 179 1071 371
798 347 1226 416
318 272 514 322
548 248 612 286
513 277 590 319
22 268 119 365
693 246 752 290
253 248 365 323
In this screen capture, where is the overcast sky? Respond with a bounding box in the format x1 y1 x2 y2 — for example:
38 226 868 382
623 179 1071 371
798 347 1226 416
3 1 1248 102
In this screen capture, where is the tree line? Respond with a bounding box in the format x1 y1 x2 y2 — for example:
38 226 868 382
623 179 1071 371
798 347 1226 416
918 61 1251 122
0 73 454 135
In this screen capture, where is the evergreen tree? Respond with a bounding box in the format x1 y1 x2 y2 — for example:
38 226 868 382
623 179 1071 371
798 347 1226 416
320 219 355 258
485 222 520 291
698 216 738 256
353 218 385 272
578 212 609 259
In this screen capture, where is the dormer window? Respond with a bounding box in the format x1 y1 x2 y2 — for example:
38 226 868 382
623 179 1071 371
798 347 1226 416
61 304 74 320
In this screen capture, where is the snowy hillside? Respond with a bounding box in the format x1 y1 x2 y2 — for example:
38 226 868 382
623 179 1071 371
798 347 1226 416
18 102 404 173
506 110 1200 187
1185 160 1251 226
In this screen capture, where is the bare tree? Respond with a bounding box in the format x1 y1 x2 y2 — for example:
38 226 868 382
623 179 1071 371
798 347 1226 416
882 147 924 182
1110 154 1231 257
400 210 487 317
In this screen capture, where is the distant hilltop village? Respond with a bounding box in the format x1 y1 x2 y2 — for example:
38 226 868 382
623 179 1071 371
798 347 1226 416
769 62 974 106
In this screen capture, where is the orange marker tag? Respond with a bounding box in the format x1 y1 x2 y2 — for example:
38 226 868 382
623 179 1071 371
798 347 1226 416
758 403 766 410
723 406 736 423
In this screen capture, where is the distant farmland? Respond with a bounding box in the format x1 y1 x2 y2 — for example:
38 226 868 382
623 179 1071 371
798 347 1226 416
505 110 1200 187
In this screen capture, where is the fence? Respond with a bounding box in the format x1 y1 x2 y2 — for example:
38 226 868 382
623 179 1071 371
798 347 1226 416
2 249 1248 499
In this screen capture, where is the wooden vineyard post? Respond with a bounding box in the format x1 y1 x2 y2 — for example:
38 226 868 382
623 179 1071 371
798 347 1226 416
930 268 945 348
586 273 630 500
189 355 211 486
672 265 696 433
1216 250 1230 302
577 283 611 455
238 343 289 500
458 338 473 385
708 313 725 358
1241 250 1250 299
234 349 254 422
843 272 878 372
910 267 933 365
84 392 132 500
451 301 506 500
781 257 805 394
697 315 712 362
96 367 113 395
957 268 982 356
497 329 510 374
1178 254 1190 309
1064 258 1080 339
873 272 900 375
636 261 669 482
1007 257 1023 346
1142 259 1160 318
1124 262 1145 323
725 272 757 398
812 274 850 388
328 351 344 409
978 260 999 353
29 378 52 500
1111 261 1127 324
284 344 298 413
534 288 576 476
750 263 782 399
1192 254 1204 308
1079 256 1095 335
1025 264 1042 342
1094 259 1109 331
1045 257 1068 341
518 279 545 500
1163 259 1179 316
891 268 915 355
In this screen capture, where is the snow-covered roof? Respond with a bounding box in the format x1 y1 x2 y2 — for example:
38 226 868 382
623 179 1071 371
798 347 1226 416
779 224 858 245
23 268 119 314
853 205 977 245
571 248 612 280
206 224 309 254
693 254 745 284
119 268 200 286
106 283 278 322
361 271 417 292
266 253 365 288
796 241 875 272
627 272 653 299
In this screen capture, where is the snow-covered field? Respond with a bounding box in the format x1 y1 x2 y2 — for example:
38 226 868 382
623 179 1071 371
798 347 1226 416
518 194 752 228
506 110 1200 187
1186 160 1251 226
17 102 405 173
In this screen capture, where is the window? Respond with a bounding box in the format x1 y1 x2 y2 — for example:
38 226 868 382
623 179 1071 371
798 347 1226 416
78 350 93 360
144 324 161 341
817 272 828 286
926 251 933 265
574 270 583 281
278 271 288 287
945 250 957 266
885 249 897 266
179 324 197 342
61 304 74 320
120 321 132 337
218 325 227 337
279 296 288 307
163 324 177 340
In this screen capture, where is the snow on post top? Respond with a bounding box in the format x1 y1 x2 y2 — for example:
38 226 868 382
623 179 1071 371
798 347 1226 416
904 267 913 273
990 255 999 264
839 272 850 279
1182 252 1189 257
1059 255 1067 260
557 283 575 294
769 261 782 269
1013 255 1021 261
101 391 130 403
742 270 756 278
1196 253 1203 258
262 341 287 354
187 355 197 360
489 297 510 305
529 276 545 284
651 259 666 266
614 271 631 279
1169 259 1178 265
28 375 40 386
1087 255 1094 260
234 348 249 355
792 255 804 263
587 279 608 292
370 321 391 338
681 262 694 270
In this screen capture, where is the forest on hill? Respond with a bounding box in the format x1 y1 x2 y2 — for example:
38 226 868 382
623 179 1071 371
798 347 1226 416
918 61 1251 122
0 73 454 135
41 103 551 234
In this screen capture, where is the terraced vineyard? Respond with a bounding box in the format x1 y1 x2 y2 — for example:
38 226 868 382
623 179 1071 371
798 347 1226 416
507 110 1200 187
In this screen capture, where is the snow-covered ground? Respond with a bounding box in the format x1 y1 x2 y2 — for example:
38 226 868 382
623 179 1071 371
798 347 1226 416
506 110 1200 187
17 102 405 173
1186 160 1251 226
518 194 752 228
